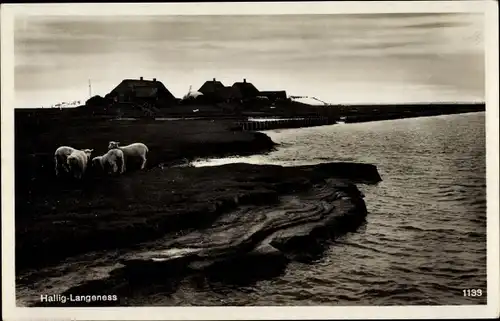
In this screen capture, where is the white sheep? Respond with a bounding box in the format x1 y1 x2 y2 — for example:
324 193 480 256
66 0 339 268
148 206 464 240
108 141 149 170
92 148 125 175
54 146 76 177
66 148 94 179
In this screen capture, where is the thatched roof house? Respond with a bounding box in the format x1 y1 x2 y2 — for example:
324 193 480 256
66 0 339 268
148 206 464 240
197 78 243 103
198 78 225 95
107 77 177 105
232 79 260 99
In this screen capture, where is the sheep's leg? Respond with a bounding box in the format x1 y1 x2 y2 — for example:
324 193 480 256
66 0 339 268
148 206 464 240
118 157 125 174
55 157 60 177
140 156 147 170
63 162 70 174
72 164 81 180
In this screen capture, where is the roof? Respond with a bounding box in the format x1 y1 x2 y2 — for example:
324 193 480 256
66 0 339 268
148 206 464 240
198 79 225 94
232 80 260 98
109 79 176 100
112 79 164 90
134 86 159 98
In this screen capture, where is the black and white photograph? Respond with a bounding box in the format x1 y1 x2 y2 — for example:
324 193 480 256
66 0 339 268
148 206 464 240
1 1 499 320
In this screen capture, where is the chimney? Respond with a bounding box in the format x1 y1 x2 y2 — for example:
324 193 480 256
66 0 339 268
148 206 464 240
213 78 216 82
243 78 247 83
140 76 143 80
153 78 156 82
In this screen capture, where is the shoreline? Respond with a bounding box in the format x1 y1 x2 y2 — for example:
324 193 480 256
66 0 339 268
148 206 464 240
16 161 382 272
17 163 381 307
14 107 385 306
14 111 381 272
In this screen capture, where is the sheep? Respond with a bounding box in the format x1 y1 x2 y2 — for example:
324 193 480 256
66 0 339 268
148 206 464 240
54 146 76 177
108 141 149 170
66 148 94 180
92 148 125 175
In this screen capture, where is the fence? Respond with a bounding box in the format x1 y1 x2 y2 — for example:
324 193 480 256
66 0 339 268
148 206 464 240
233 117 337 131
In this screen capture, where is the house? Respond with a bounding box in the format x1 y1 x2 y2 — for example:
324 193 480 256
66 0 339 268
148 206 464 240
198 78 226 96
197 78 243 103
106 77 177 106
232 78 260 99
259 90 287 103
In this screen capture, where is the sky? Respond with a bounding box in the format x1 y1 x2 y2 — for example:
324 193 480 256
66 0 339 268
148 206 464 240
14 13 485 108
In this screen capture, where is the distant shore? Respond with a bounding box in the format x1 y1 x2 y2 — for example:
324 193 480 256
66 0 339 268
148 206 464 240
15 101 485 132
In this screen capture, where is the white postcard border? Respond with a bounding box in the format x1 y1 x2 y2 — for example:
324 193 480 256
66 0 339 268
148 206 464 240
2 1 498 320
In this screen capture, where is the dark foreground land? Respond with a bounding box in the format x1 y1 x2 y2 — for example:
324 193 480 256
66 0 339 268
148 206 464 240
18 163 381 306
14 108 384 306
